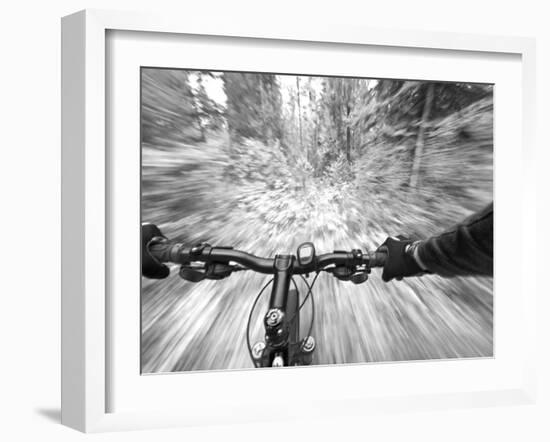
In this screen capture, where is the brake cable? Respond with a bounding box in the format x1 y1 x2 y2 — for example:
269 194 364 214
300 273 317 347
287 272 319 351
246 277 274 367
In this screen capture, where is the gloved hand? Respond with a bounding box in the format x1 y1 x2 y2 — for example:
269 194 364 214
142 223 170 279
376 235 425 282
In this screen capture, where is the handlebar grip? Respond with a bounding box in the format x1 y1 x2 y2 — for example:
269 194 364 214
368 251 387 268
148 240 186 264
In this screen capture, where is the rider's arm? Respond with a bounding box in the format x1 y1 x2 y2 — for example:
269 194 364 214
377 202 493 281
415 202 493 277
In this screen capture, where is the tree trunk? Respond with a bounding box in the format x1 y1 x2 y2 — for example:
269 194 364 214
194 76 206 142
346 104 351 162
296 76 303 151
259 77 267 143
409 83 435 188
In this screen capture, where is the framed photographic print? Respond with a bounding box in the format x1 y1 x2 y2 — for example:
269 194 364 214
61 9 537 432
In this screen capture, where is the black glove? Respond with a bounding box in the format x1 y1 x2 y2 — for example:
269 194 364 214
142 223 170 279
376 235 425 282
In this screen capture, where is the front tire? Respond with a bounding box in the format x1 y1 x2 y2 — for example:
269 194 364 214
285 289 300 365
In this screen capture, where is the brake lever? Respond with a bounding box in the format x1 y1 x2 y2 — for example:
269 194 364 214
231 264 249 272
179 262 237 282
325 266 370 284
350 272 369 284
179 264 207 282
205 263 234 279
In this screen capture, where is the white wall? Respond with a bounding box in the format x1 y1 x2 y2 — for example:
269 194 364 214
0 0 547 440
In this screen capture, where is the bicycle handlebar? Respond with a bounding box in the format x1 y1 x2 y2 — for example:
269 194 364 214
148 240 386 275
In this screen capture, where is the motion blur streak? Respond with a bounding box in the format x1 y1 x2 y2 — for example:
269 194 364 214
141 69 493 372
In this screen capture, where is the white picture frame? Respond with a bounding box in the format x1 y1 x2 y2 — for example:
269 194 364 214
61 9 537 433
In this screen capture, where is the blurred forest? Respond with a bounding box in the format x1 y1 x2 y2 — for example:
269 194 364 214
141 68 493 373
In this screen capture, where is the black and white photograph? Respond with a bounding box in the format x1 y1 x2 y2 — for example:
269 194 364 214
140 68 493 373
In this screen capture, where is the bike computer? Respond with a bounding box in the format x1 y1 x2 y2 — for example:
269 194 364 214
297 242 315 267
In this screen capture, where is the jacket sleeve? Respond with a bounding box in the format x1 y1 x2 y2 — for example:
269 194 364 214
416 202 493 277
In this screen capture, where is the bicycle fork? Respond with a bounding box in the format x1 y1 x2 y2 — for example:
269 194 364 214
251 254 316 367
